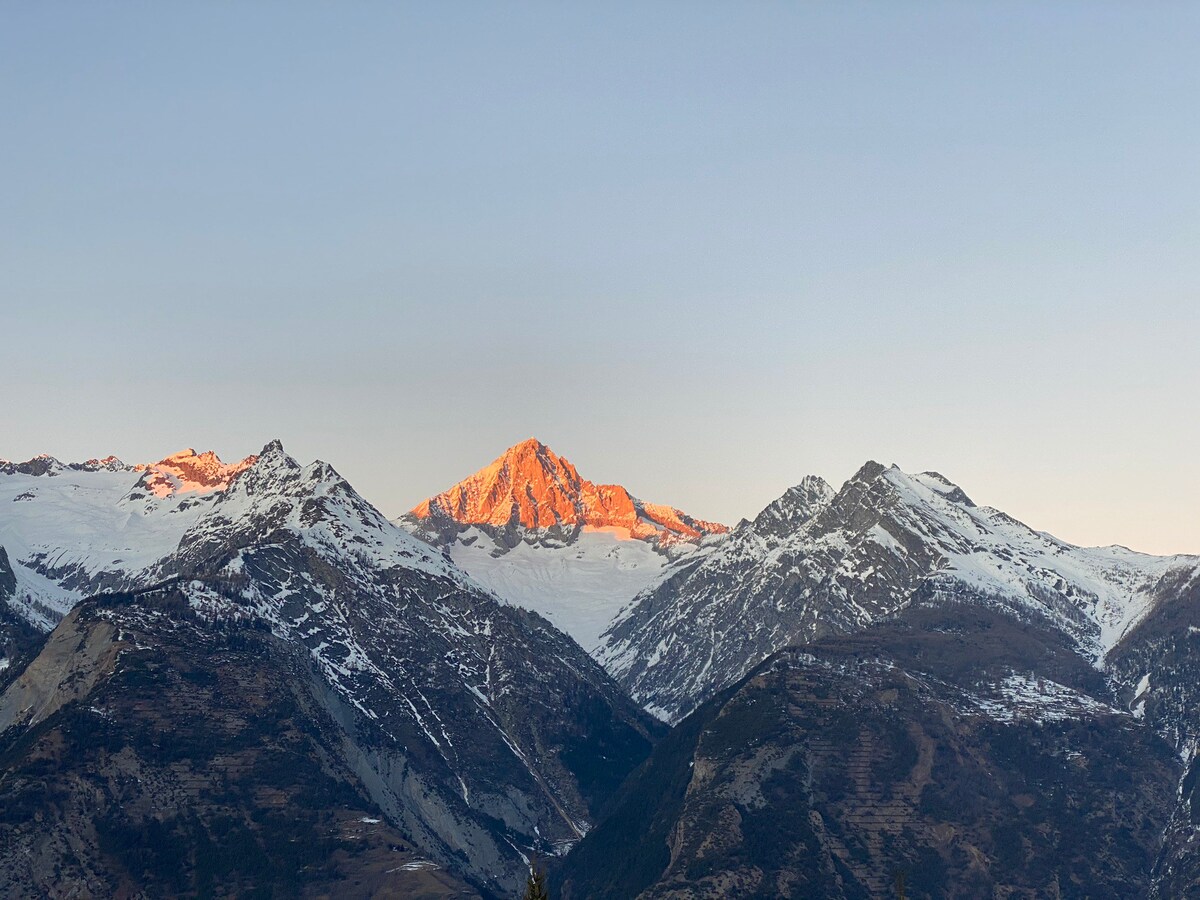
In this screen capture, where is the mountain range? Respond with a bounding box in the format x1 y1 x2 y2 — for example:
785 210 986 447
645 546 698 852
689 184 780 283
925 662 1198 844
0 442 659 897
599 461 1199 723
2 437 1198 898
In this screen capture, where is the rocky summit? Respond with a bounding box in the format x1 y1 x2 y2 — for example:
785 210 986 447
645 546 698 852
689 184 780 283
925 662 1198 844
399 438 728 653
406 437 727 549
598 461 1200 723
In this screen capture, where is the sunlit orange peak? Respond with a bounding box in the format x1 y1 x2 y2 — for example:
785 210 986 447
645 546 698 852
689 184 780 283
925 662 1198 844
412 437 727 542
140 448 258 498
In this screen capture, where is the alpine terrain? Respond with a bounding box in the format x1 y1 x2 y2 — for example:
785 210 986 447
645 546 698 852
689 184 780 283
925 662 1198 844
599 461 1200 723
0 443 661 897
3 442 1198 898
556 463 1200 899
399 438 727 653
558 603 1185 899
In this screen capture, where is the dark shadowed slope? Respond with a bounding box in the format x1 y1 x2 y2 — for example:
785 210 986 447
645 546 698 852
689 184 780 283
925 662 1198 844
0 590 480 899
1106 568 1200 898
560 603 1182 899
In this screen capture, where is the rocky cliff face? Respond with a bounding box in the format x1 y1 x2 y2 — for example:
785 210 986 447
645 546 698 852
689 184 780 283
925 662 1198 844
0 547 15 602
600 462 1200 722
559 604 1182 899
0 594 481 899
0 546 41 677
1105 568 1200 897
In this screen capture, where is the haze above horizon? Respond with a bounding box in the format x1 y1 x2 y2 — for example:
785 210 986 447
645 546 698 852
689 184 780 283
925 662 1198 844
3 4 1197 555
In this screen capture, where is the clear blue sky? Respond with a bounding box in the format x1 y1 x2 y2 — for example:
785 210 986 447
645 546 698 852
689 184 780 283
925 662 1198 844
3 3 1198 553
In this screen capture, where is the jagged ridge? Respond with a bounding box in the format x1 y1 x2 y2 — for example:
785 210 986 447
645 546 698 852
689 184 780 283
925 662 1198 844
599 461 1200 723
408 437 727 547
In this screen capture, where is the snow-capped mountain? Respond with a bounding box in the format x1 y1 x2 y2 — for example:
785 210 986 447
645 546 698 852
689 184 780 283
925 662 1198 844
398 438 728 652
0 448 262 629
0 441 661 896
600 460 1200 722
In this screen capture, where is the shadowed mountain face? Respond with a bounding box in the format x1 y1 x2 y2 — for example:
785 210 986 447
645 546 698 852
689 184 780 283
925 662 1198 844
0 547 43 678
0 442 662 897
599 462 1200 723
0 594 480 899
1105 570 1200 898
557 605 1183 900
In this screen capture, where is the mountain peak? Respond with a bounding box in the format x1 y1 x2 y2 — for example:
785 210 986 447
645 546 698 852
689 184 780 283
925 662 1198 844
848 459 891 485
511 435 552 455
80 455 131 472
0 454 64 477
751 475 835 537
410 439 726 546
502 435 575 465
137 447 258 498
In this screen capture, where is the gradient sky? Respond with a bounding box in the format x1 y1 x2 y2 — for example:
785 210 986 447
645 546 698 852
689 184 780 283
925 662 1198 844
3 3 1198 554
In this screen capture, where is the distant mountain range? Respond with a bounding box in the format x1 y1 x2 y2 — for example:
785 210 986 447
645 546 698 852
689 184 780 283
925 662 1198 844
2 437 1198 897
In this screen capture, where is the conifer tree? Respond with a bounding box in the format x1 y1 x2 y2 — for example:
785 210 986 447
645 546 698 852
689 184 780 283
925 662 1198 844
522 854 549 900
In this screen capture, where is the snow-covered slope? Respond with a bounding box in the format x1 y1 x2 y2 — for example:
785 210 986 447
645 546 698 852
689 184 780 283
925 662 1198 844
438 526 699 653
600 461 1200 722
0 450 258 626
398 438 727 651
157 440 453 583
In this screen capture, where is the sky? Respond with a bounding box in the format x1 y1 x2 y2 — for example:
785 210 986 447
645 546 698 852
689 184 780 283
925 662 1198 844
2 3 1197 554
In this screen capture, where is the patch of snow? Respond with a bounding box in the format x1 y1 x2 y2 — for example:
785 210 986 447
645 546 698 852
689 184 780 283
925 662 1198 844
868 523 906 557
0 464 224 606
391 860 440 872
445 528 691 653
7 561 80 627
964 673 1123 724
